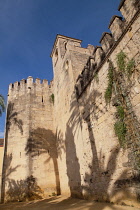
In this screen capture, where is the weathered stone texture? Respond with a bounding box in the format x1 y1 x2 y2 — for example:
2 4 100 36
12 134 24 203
1 0 140 208
72 1 140 206
1 78 58 202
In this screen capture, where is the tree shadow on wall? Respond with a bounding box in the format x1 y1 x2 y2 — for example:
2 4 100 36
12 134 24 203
1 102 23 203
56 129 66 160
3 154 20 181
25 127 61 196
63 90 103 198
6 102 23 134
1 153 42 202
6 175 43 202
68 89 106 133
65 124 82 198
64 88 133 208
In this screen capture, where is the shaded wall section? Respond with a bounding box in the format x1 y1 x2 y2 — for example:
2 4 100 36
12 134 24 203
51 35 93 196
73 0 140 207
52 0 140 208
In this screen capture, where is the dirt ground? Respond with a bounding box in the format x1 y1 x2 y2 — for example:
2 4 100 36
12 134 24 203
0 196 140 210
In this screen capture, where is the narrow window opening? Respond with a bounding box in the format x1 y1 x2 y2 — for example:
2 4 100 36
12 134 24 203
55 48 58 57
64 42 67 50
42 96 43 103
20 152 21 158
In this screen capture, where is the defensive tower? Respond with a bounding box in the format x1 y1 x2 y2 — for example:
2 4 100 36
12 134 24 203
1 77 59 202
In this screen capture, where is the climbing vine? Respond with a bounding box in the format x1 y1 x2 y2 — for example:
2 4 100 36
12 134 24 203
104 61 114 104
126 59 135 79
105 51 140 171
114 105 126 148
116 51 126 72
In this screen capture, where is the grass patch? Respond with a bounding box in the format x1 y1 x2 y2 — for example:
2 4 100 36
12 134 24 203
114 121 127 148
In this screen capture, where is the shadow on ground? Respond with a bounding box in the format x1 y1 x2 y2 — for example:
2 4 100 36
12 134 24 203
0 196 139 210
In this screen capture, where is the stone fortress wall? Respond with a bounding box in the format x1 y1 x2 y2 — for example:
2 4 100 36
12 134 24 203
1 77 58 202
51 0 140 207
72 0 140 206
1 0 140 208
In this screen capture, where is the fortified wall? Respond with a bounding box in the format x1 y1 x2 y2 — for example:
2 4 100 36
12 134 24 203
1 78 58 202
1 0 140 207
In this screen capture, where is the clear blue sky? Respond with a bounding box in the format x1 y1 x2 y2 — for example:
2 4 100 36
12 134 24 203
0 0 121 137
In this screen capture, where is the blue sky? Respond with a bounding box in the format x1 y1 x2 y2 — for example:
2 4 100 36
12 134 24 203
0 0 121 137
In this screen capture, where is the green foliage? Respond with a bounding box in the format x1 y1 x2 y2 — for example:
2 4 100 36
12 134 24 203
116 51 135 78
117 51 126 71
0 94 5 116
104 86 112 105
126 59 135 78
52 192 56 196
114 121 127 148
104 61 114 104
104 52 135 148
114 106 126 147
50 94 54 104
49 192 56 197
104 51 140 172
116 106 125 120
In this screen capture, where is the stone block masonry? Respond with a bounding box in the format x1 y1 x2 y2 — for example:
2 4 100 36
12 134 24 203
1 77 60 202
1 0 140 208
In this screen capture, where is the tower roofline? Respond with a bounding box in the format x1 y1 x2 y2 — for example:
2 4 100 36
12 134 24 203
50 34 82 57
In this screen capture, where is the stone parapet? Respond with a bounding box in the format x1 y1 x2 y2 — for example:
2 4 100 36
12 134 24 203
8 76 53 98
108 16 124 41
118 0 140 23
100 32 114 53
75 0 140 98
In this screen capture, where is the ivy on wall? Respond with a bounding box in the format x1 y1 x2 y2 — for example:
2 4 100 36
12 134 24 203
104 61 114 105
104 51 140 171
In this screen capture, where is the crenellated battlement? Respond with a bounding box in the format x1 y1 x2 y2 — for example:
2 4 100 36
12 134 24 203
108 15 124 41
100 32 114 53
2 0 140 206
118 0 140 23
75 0 140 98
8 76 53 98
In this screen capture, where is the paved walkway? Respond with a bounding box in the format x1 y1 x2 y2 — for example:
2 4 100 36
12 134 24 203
0 196 140 210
